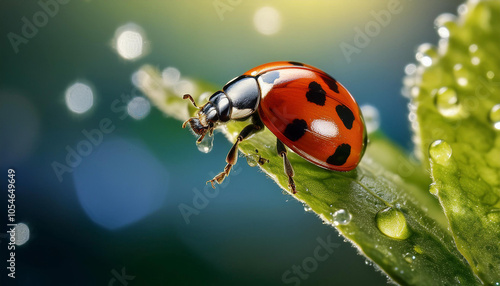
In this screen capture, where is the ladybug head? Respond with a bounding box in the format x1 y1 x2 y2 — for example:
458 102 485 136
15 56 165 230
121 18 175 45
182 94 218 143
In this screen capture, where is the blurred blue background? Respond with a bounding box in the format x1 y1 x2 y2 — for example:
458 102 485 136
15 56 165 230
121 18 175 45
0 1 460 285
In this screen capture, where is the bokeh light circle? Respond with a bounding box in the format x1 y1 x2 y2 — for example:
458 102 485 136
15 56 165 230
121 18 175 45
114 23 148 60
65 82 94 114
127 96 151 120
253 6 282 36
15 223 30 246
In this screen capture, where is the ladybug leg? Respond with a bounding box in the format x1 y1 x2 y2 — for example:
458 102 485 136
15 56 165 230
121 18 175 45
207 115 263 188
277 139 296 194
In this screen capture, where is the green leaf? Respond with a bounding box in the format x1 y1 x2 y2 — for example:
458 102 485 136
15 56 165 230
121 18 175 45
408 0 500 284
138 65 480 285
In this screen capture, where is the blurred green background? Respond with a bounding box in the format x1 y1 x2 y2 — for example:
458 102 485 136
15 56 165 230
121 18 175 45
1 0 460 285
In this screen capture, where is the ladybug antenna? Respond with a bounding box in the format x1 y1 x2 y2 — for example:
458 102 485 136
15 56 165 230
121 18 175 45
183 94 199 108
182 118 193 129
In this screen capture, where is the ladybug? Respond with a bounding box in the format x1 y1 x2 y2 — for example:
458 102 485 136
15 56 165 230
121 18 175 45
182 61 367 194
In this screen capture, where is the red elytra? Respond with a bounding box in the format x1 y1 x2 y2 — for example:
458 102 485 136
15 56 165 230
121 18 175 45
246 61 367 171
183 61 367 193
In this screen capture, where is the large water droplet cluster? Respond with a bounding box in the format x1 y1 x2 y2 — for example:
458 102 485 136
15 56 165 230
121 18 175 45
402 0 500 163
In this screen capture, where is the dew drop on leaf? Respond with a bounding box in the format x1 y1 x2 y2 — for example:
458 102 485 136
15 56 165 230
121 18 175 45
429 183 439 196
197 134 214 153
469 44 478 53
375 207 411 240
487 71 495 80
404 252 416 264
434 13 456 39
404 63 417 76
332 209 352 226
471 56 480 66
453 64 470 87
416 43 438 67
434 87 462 118
457 3 468 15
246 154 259 167
488 104 500 130
429 140 453 165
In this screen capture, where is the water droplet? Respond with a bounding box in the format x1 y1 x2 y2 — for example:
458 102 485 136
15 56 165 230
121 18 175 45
457 4 468 15
453 64 470 86
246 154 259 167
375 207 411 240
429 140 452 165
404 63 417 76
410 86 420 98
434 13 456 39
416 44 437 67
329 204 333 208
488 104 500 130
197 135 214 153
486 72 496 82
469 44 478 53
332 209 352 226
403 252 416 264
360 105 380 134
434 87 461 117
429 183 439 196
471 56 480 66
436 26 449 39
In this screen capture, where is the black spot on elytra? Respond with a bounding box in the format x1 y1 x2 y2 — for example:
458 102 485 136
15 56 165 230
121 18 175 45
336 105 355 129
284 119 308 142
326 143 351 166
306 81 326 106
325 78 339 93
288 61 304 66
261 71 280 84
